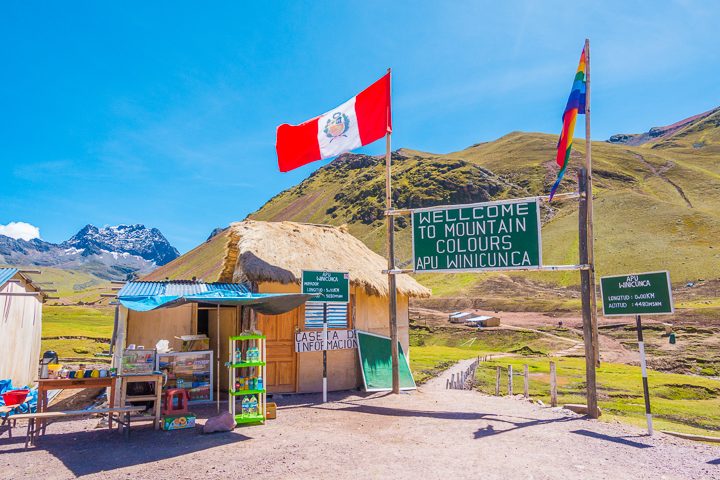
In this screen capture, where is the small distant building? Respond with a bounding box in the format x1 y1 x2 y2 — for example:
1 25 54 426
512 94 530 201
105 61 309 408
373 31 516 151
119 220 431 394
449 310 500 327
0 268 45 385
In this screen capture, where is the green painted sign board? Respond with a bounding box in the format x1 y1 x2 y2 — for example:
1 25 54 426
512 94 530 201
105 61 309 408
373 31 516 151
600 271 674 316
301 270 350 303
411 198 542 273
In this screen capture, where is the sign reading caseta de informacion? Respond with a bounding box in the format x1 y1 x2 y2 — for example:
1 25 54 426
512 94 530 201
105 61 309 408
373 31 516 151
412 199 542 273
301 270 350 303
295 329 357 353
600 271 674 316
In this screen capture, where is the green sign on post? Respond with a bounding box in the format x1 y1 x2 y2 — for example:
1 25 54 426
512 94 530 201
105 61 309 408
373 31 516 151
412 198 542 273
301 270 350 303
600 271 674 316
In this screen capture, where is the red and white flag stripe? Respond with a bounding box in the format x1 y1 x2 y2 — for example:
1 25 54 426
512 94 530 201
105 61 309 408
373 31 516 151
276 73 391 172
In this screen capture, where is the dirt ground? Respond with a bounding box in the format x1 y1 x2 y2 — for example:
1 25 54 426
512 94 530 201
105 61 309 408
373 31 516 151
2 363 719 480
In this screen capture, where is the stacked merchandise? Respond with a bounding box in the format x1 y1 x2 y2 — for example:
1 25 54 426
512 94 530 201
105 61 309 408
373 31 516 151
228 334 266 425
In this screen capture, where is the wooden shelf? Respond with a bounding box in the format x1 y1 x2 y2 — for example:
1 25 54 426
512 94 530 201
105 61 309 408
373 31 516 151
123 395 159 402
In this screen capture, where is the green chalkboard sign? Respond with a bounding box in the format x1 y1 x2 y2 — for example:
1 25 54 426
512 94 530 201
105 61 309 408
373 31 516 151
412 198 542 273
600 271 674 317
301 270 350 303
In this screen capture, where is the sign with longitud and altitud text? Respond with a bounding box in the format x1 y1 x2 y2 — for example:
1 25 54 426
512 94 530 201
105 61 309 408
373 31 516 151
600 271 674 316
301 270 350 303
411 198 542 273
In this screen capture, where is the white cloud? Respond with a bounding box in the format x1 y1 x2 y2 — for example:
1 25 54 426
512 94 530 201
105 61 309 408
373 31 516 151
0 222 41 241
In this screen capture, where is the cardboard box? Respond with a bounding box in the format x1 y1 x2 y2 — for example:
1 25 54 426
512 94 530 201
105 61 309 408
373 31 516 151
175 335 210 352
162 413 196 430
266 402 277 420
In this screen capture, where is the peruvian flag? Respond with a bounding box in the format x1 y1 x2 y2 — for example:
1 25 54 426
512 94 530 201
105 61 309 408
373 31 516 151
276 72 391 172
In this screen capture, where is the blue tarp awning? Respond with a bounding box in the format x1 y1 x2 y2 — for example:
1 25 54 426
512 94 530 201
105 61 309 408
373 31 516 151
119 289 313 315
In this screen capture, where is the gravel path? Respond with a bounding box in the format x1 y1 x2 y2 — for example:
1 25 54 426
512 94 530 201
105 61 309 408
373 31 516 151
2 378 719 480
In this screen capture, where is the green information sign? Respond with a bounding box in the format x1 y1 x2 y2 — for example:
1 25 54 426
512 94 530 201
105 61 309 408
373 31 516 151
600 271 674 317
412 198 542 273
301 270 350 303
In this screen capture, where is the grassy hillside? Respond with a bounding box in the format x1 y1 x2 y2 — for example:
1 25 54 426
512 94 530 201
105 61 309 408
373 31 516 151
250 109 720 301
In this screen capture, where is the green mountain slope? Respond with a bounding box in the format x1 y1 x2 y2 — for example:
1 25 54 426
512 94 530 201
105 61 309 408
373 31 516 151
250 109 720 298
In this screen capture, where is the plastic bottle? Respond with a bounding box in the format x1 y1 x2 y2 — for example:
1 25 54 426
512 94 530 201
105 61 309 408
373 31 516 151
248 395 258 416
241 396 250 417
257 377 263 390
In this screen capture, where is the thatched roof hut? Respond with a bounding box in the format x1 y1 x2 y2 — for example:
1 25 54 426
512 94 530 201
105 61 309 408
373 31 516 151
133 220 430 394
146 220 430 298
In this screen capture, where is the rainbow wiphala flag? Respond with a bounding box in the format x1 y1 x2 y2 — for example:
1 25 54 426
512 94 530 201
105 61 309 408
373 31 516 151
549 46 587 200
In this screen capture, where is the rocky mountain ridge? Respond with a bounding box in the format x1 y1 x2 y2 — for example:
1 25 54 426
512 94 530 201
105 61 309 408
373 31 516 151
0 224 179 280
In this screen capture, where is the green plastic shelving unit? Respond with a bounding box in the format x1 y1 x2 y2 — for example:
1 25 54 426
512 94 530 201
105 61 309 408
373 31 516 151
228 334 266 425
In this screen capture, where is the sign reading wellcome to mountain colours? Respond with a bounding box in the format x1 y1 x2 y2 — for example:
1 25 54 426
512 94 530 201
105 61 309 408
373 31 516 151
412 199 542 273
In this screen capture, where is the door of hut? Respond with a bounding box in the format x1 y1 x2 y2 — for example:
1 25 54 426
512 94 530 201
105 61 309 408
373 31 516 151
256 308 298 393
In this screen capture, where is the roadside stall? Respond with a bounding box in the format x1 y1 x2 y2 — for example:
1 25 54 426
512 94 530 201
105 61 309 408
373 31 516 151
113 281 312 411
135 220 431 395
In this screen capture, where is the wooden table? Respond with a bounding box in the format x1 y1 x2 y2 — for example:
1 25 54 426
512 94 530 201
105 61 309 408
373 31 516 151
37 377 118 431
118 374 163 430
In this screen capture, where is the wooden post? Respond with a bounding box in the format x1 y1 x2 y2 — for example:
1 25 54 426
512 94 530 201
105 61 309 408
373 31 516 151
216 304 221 411
550 361 558 407
523 364 529 399
579 170 599 419
584 38 601 368
495 367 501 395
508 365 513 396
383 69 400 394
322 302 328 403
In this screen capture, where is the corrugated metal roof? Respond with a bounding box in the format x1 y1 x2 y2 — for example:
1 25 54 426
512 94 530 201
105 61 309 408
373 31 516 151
118 281 251 298
0 268 19 288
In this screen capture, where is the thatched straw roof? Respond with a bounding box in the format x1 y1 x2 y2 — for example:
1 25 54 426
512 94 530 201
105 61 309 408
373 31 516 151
144 220 430 298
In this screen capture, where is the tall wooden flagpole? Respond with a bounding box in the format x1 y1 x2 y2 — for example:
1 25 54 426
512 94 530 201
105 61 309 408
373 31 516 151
384 68 400 394
579 38 599 418
584 39 600 368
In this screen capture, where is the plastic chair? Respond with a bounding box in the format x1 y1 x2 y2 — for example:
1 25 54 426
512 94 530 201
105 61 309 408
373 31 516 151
161 388 189 415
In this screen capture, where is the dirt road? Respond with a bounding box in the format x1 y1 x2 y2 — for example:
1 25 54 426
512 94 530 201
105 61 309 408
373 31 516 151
2 374 719 480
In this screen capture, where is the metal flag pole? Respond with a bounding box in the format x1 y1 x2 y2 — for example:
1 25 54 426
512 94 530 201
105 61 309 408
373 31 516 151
584 38 600 368
384 67 400 394
636 315 654 435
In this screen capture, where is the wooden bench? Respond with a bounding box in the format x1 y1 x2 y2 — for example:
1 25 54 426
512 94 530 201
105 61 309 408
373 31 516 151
12 405 145 448
0 404 22 438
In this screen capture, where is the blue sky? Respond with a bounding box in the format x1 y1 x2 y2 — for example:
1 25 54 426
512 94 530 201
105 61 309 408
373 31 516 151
1 1 718 253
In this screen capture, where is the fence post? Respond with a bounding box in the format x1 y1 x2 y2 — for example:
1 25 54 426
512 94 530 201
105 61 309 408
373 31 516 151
495 367 501 395
524 364 529 399
550 361 558 407
508 365 513 396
